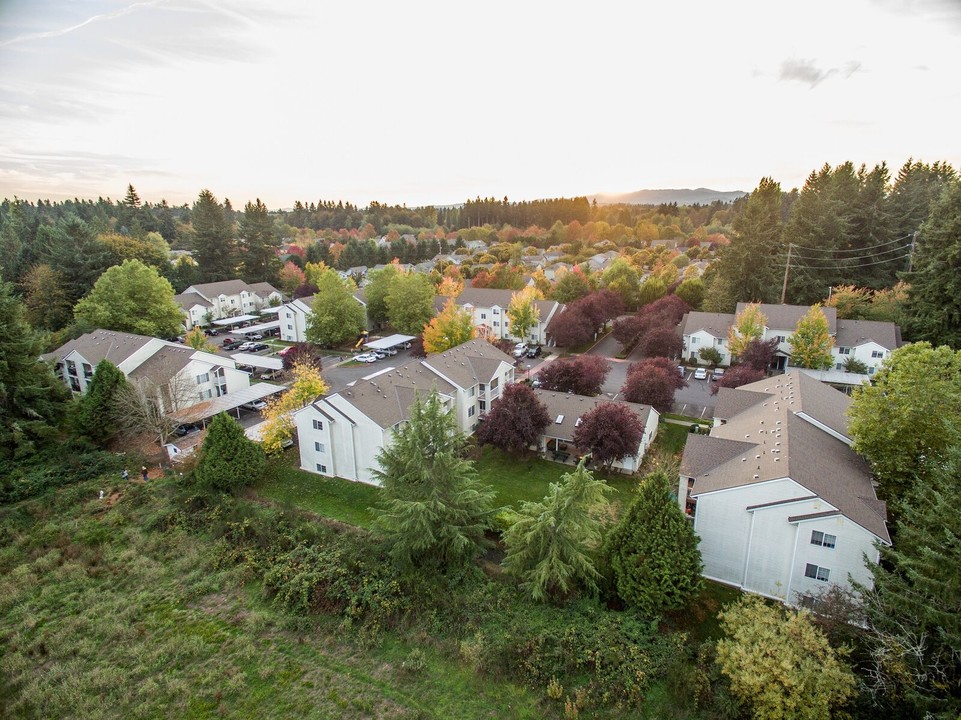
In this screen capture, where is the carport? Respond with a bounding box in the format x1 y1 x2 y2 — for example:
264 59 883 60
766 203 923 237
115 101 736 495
169 382 286 425
230 353 283 371
364 333 415 351
238 319 281 337
213 314 258 329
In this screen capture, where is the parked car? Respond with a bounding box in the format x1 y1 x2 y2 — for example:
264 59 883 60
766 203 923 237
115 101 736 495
354 353 378 363
246 333 263 341
173 423 200 437
513 344 528 358
531 377 543 388
382 347 398 356
236 342 256 352
277 345 296 357
712 368 725 380
250 342 269 352
693 367 708 380
205 328 220 336
222 338 242 350
525 346 542 358
241 400 267 411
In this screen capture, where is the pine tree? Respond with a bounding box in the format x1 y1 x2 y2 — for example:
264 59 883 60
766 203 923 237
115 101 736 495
0 283 68 460
191 189 235 282
789 304 835 369
604 470 702 615
502 460 612 602
859 447 961 717
194 413 266 492
905 180 961 349
372 391 494 571
239 198 281 284
73 360 129 446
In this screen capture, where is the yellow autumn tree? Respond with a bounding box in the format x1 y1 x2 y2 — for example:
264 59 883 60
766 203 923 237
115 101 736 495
437 275 464 298
184 326 217 353
727 303 767 358
423 298 476 353
506 286 542 341
260 360 329 454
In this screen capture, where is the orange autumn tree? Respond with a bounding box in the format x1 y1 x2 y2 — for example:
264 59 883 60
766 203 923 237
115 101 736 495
423 298 476 353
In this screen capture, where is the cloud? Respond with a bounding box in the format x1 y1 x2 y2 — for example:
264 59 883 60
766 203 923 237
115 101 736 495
778 58 861 88
0 0 166 49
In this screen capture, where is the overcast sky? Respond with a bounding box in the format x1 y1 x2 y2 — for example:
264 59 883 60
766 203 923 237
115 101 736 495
1 0 960 209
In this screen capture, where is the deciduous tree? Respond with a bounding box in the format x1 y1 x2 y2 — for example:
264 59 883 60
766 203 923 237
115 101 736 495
363 263 401 327
537 355 610 396
373 391 494 571
184 326 216 353
194 413 266 492
423 298 475 353
639 327 682 358
621 357 686 413
306 272 366 347
474 382 550 454
604 469 702 615
21 263 72 330
572 402 645 470
506 286 541 341
716 596 856 720
710 364 765 394
546 305 594 347
260 361 329 455
848 342 961 508
739 337 779 372
600 257 640 308
74 259 185 338
674 277 704 309
789 304 834 369
727 303 767 358
502 460 612 602
385 271 435 335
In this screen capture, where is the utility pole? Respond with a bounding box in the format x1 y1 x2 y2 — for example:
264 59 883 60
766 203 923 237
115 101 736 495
780 243 793 304
907 231 918 272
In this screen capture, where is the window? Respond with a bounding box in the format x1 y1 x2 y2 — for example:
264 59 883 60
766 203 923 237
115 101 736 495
82 363 93 378
215 383 227 397
480 312 487 319
479 400 486 411
691 337 699 345
468 406 475 417
479 383 486 392
314 442 326 453
810 530 836 549
804 563 831 582
469 386 475 397
312 419 324 430
871 350 884 358
493 308 499 314
316 463 327 473
490 378 499 389
196 372 210 384
494 321 499 326
715 337 724 346
835 363 844 371
776 335 786 343
838 346 851 355
287 324 293 330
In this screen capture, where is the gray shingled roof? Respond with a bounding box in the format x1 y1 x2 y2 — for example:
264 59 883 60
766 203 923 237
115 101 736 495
41 329 156 367
735 303 838 334
835 318 902 350
682 369 888 542
533 390 654 444
127 344 195 385
184 280 251 299
680 311 735 338
174 293 213 310
422 338 514 389
455 287 559 320
713 387 770 421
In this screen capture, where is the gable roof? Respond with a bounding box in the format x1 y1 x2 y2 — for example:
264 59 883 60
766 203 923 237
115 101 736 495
835 318 902 350
453 288 560 324
422 339 514 389
127 344 195 385
735 303 838 334
680 311 735 338
533 390 654 444
683 369 888 542
41 329 156 367
183 280 280 302
173 293 213 310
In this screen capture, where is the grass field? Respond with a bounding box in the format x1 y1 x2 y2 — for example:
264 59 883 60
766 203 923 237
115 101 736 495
0 478 544 720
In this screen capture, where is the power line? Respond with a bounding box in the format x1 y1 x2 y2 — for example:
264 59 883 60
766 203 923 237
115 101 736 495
790 243 913 263
787 233 914 257
789 252 913 271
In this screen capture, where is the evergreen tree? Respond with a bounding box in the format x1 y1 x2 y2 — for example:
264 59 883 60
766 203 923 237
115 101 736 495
72 360 129 446
372 391 494 570
859 447 961 717
239 198 281 284
194 413 266 492
604 470 702 615
889 159 957 239
0 283 68 460
709 177 784 309
788 304 835 369
905 180 961 349
502 460 611 602
191 189 235 282
44 216 120 305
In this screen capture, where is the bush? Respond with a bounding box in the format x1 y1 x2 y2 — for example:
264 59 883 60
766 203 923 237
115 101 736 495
0 439 127 504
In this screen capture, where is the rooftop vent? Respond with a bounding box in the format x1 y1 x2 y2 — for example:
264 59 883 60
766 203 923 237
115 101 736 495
574 417 583 427
555 415 564 424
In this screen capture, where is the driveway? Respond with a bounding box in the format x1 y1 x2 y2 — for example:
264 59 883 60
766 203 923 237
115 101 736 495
672 368 717 419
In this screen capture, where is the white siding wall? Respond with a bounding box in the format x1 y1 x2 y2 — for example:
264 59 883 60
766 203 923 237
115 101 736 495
788 516 880 604
685 330 730 365
280 304 309 343
832 341 888 376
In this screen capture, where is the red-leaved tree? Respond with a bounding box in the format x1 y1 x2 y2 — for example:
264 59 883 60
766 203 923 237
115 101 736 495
710 365 765 394
573 402 646 470
639 327 683 359
621 357 687 413
474 383 551 454
538 355 611 396
546 306 595 347
739 337 780 371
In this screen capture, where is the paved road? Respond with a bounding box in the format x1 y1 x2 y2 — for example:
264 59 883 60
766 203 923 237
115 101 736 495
673 368 717 419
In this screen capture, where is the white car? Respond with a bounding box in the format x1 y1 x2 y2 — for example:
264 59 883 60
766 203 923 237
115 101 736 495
354 352 378 363
693 367 708 380
712 368 726 380
236 342 256 352
513 344 528 358
241 400 267 411
372 350 388 360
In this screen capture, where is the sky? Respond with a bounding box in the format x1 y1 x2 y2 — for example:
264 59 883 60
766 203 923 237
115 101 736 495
1 0 960 210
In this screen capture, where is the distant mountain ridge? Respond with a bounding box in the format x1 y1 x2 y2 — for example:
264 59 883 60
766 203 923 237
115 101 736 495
591 187 747 205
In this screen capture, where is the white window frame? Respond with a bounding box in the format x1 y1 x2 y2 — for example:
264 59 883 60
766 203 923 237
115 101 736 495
810 530 836 549
312 419 324 431
804 563 831 582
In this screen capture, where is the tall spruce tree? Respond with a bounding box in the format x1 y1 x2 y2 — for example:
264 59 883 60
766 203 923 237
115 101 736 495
0 283 68 460
72 360 129 446
372 391 495 571
502 460 611 602
859 447 961 717
905 180 961 349
194 413 266 493
604 469 702 615
239 198 281 284
191 189 235 282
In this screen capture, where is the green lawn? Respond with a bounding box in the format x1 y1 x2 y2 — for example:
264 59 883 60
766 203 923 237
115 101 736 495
657 422 693 455
257 454 381 528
